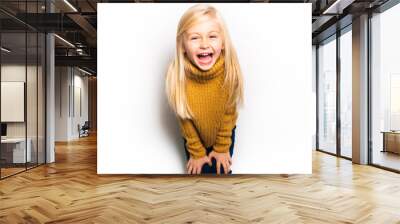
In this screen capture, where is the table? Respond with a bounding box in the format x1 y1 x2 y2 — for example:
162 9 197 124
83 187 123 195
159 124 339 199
1 138 32 163
381 131 400 154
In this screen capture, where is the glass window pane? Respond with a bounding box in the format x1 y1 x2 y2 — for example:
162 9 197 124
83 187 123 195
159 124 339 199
340 29 352 158
371 3 400 171
0 1 46 179
27 31 38 169
318 37 337 154
1 32 27 177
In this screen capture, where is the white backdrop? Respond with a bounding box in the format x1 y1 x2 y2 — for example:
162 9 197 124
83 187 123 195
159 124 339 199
98 3 312 174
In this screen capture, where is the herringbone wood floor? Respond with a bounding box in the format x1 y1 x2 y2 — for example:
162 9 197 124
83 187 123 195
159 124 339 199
1 134 400 224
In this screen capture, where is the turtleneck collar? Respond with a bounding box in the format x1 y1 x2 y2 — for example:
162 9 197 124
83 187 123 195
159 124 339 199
184 54 225 82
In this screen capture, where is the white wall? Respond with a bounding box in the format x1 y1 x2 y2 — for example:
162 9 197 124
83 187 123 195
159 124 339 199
55 67 89 141
1 65 40 138
55 66 69 141
98 3 312 174
1 66 26 128
71 72 89 138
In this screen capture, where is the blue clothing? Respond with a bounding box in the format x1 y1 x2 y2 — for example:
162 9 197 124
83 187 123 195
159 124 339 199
183 126 236 174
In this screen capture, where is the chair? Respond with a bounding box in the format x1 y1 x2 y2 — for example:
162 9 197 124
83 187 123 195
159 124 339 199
79 121 90 138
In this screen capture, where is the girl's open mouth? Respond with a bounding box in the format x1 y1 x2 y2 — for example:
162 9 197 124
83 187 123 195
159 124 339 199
196 52 213 66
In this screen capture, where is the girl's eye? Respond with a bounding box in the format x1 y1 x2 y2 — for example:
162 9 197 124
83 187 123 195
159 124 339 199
191 37 199 40
210 35 217 39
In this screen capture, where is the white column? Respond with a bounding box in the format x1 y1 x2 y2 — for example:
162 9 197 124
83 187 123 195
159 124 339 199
46 1 55 163
352 14 369 164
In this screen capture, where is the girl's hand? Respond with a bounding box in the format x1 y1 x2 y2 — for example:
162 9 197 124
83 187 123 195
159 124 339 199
187 156 212 174
208 151 232 174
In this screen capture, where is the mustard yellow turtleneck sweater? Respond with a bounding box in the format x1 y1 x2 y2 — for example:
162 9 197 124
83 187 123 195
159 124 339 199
179 55 238 159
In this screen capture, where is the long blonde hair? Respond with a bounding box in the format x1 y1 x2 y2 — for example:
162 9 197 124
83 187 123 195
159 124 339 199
165 4 244 119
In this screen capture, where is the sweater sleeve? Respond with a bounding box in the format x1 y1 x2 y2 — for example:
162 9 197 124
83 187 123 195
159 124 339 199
213 105 238 153
178 118 207 159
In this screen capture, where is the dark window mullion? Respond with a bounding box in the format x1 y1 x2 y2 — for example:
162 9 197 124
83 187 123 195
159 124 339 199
44 0 48 164
316 45 319 150
367 11 373 165
336 29 341 157
36 0 39 167
0 23 2 179
25 0 28 171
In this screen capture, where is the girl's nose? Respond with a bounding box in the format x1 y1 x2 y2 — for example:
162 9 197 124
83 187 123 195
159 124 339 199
200 39 210 49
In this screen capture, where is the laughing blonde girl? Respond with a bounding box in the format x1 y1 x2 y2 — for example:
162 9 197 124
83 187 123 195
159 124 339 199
166 4 243 175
